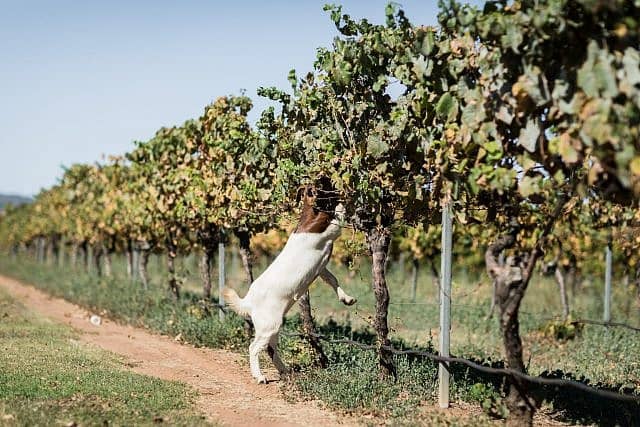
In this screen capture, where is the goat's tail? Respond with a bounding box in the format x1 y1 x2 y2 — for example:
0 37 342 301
222 287 251 317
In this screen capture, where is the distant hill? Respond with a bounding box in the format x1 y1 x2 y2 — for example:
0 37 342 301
0 194 32 211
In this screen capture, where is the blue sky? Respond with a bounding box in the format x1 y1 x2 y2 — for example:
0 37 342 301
0 0 483 196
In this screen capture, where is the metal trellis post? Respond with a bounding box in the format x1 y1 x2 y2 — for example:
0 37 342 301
439 202 452 408
604 243 612 323
218 241 226 320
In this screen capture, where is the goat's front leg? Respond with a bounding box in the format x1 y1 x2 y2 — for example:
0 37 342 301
319 268 356 306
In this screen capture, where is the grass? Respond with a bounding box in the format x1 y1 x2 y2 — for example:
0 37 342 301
1 251 639 425
0 287 209 426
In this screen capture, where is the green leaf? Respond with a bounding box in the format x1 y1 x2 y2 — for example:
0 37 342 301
577 42 599 98
367 136 389 158
623 48 640 86
559 134 578 164
518 175 541 198
461 102 485 128
287 69 297 91
421 30 435 56
495 105 513 124
593 52 618 99
372 75 387 92
412 56 432 78
553 170 566 185
435 92 459 123
385 3 397 26
578 41 619 99
483 140 502 155
502 24 523 53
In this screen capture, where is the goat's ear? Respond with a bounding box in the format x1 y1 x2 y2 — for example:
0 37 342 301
296 185 315 204
307 186 316 200
295 186 304 204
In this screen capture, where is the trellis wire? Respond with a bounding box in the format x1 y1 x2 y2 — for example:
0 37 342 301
387 300 640 332
286 330 640 404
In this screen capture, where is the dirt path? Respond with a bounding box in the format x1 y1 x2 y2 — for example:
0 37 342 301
0 275 357 427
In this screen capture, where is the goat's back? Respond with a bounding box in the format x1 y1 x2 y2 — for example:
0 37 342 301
245 232 334 305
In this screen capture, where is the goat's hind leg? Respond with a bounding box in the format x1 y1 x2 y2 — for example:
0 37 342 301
320 268 356 305
267 333 290 377
250 315 284 384
249 335 270 384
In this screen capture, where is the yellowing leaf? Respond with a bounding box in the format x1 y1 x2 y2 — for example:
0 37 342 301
518 119 539 153
630 157 640 176
559 133 579 164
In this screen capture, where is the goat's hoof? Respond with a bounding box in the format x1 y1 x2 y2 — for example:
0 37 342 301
256 376 267 384
342 297 357 306
279 373 292 381
278 368 292 378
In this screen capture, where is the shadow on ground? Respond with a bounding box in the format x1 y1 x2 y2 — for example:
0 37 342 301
309 319 640 426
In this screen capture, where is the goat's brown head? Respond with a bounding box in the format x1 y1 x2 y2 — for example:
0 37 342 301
294 177 340 234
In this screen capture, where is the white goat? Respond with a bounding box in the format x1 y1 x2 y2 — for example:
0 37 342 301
223 194 356 383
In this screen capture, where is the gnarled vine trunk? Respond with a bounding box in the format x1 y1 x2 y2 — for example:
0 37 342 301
198 227 218 300
485 233 536 426
38 237 46 263
126 239 134 279
429 260 440 299
200 248 214 299
166 237 179 299
486 253 504 320
555 268 569 320
411 258 419 302
139 241 151 290
235 230 254 285
82 241 91 273
485 195 567 425
93 244 103 277
102 240 114 278
298 290 328 368
45 237 55 266
57 236 66 268
366 227 395 379
70 242 79 268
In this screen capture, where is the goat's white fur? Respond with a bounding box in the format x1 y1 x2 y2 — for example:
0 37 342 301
223 205 356 383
